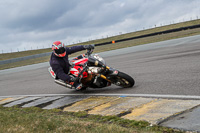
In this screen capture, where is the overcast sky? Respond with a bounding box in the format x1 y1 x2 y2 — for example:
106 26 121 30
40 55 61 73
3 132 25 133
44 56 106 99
1 0 200 53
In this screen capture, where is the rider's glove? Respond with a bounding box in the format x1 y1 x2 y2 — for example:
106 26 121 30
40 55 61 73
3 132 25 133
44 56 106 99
83 44 95 50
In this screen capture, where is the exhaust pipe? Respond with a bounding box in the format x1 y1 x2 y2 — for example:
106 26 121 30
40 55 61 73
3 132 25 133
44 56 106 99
54 79 73 89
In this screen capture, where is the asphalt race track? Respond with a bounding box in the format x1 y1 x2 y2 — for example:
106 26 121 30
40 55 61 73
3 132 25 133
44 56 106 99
1 35 200 96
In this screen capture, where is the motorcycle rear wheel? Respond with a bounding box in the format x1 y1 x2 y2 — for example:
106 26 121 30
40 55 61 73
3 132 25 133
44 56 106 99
114 72 135 88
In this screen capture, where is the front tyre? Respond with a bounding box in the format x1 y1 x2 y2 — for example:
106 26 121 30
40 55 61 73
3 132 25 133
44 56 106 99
114 72 135 88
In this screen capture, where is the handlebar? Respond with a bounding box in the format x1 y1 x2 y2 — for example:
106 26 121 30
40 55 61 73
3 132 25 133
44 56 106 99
85 49 93 58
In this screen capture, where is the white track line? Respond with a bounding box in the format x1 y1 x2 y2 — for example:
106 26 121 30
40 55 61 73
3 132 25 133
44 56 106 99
1 94 200 100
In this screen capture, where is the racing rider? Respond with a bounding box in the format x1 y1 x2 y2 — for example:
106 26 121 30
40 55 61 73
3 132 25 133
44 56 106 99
49 41 94 90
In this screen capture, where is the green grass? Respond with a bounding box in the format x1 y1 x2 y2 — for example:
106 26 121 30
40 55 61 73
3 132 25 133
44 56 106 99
1 19 200 70
72 19 200 46
0 105 183 133
0 48 51 61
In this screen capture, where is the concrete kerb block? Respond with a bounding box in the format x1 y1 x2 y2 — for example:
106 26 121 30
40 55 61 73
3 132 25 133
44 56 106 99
1 94 200 130
63 96 119 112
88 97 155 116
122 99 200 125
0 97 26 105
3 97 41 107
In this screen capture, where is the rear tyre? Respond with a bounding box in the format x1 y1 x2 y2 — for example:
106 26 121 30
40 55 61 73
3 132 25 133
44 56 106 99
114 72 135 88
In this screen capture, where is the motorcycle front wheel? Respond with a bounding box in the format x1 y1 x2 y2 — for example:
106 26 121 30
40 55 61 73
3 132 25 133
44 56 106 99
113 72 135 88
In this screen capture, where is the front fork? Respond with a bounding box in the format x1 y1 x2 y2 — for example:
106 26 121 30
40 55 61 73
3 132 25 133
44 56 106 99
97 66 119 83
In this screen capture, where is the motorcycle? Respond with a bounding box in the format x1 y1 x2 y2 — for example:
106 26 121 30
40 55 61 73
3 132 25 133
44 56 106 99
48 49 135 90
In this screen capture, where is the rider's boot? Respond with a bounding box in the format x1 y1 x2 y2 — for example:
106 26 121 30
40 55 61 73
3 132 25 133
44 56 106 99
69 81 83 90
74 83 83 90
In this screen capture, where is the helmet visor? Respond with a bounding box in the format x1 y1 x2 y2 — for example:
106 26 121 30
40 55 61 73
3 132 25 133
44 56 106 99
54 47 66 55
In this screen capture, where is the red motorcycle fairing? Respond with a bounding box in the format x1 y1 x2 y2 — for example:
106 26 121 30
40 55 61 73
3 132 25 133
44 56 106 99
70 57 88 66
70 57 88 78
70 65 88 78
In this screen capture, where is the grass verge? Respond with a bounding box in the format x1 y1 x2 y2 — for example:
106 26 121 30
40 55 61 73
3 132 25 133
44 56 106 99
1 19 200 61
0 105 183 133
1 26 200 70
